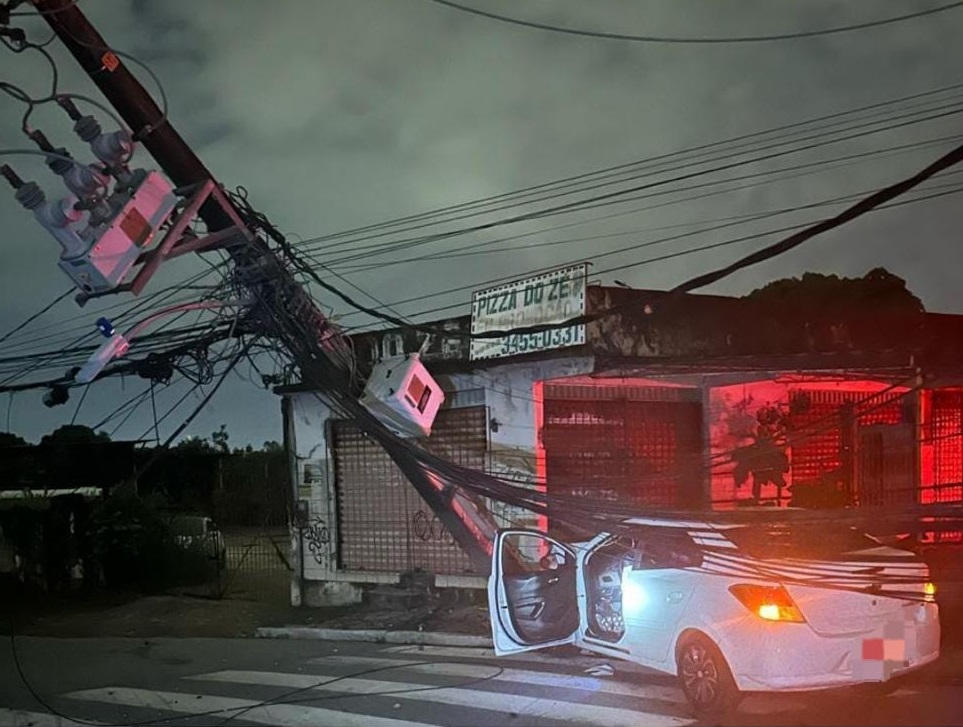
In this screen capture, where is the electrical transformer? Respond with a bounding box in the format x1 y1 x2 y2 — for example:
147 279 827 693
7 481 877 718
58 171 177 294
359 354 445 438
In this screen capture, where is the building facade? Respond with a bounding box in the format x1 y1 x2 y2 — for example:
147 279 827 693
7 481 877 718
280 286 963 605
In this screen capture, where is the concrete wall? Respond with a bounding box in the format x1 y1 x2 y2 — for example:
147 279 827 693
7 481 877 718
286 393 340 604
708 380 792 508
441 356 594 532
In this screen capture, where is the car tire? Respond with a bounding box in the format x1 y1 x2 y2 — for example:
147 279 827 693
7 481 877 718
676 633 742 719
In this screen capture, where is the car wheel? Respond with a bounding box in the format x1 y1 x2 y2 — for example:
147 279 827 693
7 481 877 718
677 633 742 718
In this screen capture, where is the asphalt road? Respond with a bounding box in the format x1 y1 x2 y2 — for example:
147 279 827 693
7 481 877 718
0 636 960 726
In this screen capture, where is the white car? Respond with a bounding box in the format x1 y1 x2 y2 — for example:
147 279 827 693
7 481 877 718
488 517 940 717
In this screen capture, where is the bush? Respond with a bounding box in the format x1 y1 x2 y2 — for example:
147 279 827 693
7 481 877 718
89 485 216 592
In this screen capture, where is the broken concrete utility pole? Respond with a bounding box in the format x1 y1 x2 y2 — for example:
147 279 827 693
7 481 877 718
32 0 497 573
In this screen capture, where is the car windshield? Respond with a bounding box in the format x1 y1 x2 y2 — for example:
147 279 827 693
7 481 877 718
725 524 881 560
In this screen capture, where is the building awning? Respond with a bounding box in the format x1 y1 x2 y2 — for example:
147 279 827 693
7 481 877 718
591 350 917 382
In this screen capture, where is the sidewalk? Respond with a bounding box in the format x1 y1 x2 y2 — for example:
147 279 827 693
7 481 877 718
0 585 489 640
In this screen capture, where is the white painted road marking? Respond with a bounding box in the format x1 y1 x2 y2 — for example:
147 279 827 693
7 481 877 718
65 687 435 727
382 644 667 678
0 709 104 727
191 669 695 727
309 653 687 704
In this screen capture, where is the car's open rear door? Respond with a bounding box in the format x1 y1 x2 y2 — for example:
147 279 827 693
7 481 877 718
488 529 583 656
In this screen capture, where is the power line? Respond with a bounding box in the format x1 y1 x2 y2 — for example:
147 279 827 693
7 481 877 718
426 0 963 44
0 288 73 346
5 5 171 125
0 265 227 355
330 134 963 274
0 323 243 394
90 385 152 431
131 338 254 480
671 142 963 307
336 173 963 331
0 267 233 385
299 101 963 266
291 82 963 255
360 186 958 329
68 382 89 424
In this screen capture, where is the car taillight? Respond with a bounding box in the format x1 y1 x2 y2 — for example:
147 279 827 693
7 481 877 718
924 581 937 603
729 583 806 623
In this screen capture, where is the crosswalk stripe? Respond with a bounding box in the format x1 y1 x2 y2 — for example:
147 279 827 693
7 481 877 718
310 653 687 704
65 687 435 727
382 644 666 678
0 708 103 727
190 670 694 727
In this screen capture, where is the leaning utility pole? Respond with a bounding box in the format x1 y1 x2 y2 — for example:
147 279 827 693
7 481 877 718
33 0 496 573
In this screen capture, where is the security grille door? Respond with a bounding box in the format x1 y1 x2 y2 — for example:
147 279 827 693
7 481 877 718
921 390 963 542
789 389 909 508
331 406 486 575
927 390 963 505
858 424 915 506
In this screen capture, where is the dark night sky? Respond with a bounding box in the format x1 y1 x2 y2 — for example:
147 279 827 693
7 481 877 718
0 1 961 446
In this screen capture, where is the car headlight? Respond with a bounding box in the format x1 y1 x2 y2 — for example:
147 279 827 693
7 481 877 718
729 583 806 623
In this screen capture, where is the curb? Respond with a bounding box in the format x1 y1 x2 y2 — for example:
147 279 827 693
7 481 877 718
255 626 493 647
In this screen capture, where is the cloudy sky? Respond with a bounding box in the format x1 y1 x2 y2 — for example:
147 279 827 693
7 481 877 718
0 0 961 447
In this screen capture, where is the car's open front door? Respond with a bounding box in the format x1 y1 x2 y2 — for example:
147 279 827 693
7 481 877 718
488 529 582 655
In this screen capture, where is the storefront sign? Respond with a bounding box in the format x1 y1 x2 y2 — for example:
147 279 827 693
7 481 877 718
469 264 588 360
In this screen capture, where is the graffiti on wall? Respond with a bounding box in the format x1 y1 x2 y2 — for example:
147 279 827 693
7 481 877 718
412 509 456 543
710 384 793 507
301 516 330 566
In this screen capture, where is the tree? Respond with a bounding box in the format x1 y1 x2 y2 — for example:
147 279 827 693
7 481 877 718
262 440 283 453
0 431 32 486
171 436 215 453
747 268 924 315
211 424 230 454
0 432 27 447
39 425 110 446
37 425 126 489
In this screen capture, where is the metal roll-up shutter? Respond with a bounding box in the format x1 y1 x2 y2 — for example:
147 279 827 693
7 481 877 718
541 386 703 536
331 406 487 575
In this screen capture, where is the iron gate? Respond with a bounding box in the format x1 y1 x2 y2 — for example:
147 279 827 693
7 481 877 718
789 389 911 508
541 385 703 536
330 406 487 575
